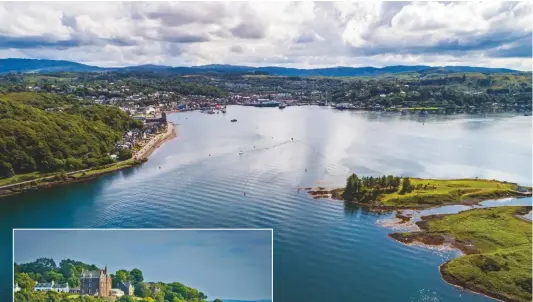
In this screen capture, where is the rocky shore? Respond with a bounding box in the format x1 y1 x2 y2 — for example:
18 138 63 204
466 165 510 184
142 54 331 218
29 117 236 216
389 206 532 302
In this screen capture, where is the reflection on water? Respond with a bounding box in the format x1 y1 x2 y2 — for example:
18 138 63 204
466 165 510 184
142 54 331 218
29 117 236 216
0 107 531 302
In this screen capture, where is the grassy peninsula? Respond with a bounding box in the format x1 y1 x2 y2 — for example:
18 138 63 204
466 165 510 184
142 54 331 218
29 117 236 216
309 173 531 208
390 206 532 302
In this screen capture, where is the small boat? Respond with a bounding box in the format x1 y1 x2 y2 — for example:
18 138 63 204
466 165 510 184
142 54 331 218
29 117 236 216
239 150 244 155
279 103 287 109
231 119 237 122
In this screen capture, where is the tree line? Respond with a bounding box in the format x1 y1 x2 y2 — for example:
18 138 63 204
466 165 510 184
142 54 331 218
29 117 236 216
343 173 413 202
14 258 221 302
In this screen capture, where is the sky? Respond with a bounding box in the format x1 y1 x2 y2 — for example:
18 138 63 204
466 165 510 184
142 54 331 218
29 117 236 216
0 1 531 71
14 229 272 301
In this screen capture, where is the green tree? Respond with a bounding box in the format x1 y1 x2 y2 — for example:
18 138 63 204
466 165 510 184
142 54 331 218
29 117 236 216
46 291 61 302
60 262 78 279
118 297 136 302
130 268 144 284
343 178 354 201
15 272 36 291
117 149 133 160
67 276 80 288
0 160 14 178
135 282 151 298
45 271 65 283
213 299 224 302
112 269 130 287
401 177 412 194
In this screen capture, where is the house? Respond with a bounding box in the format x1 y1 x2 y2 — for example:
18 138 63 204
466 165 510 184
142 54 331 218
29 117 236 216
80 266 112 297
52 283 70 293
70 288 81 294
110 288 125 297
34 281 54 292
14 283 20 292
118 281 134 296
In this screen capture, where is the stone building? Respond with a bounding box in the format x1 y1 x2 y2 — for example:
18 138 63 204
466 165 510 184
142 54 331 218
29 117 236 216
118 281 134 296
80 266 112 297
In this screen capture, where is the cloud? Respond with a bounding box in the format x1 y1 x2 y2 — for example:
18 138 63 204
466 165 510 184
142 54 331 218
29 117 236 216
230 45 244 53
230 22 266 39
0 1 530 70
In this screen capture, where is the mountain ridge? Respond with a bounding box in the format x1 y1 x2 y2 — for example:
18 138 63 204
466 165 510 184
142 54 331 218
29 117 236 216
0 58 526 76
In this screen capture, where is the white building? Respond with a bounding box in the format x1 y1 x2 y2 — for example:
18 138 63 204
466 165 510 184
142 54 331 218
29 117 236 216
34 280 69 293
52 283 70 293
34 281 54 292
110 288 125 297
14 283 21 292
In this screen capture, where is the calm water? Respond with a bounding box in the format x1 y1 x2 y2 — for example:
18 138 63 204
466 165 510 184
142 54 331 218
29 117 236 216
1 107 532 301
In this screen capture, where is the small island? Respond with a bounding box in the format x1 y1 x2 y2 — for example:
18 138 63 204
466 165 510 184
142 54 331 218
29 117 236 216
390 206 532 302
309 174 532 301
308 173 532 209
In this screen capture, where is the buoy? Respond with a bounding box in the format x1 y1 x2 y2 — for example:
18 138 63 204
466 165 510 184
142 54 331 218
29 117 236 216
243 192 246 196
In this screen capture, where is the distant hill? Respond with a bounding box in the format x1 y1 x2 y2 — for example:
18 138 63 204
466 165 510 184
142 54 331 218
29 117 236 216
0 58 524 76
0 58 107 73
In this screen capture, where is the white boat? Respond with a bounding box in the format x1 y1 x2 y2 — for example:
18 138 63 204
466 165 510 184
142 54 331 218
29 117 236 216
239 150 244 155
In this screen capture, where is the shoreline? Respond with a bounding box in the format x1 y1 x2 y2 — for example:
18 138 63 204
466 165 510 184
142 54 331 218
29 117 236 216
0 122 177 198
389 206 532 302
305 185 532 212
134 121 177 160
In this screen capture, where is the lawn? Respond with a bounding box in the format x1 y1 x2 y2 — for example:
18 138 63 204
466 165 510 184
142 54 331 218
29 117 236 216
379 178 521 207
0 171 50 186
427 207 532 302
70 159 138 178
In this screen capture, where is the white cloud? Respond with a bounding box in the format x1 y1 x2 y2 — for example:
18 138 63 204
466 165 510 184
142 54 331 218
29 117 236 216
0 1 530 70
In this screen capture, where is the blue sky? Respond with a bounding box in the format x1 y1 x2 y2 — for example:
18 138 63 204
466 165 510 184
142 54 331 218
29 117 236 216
0 1 531 70
14 229 272 301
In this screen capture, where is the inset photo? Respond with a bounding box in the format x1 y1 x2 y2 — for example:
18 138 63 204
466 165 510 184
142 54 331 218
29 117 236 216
13 229 273 302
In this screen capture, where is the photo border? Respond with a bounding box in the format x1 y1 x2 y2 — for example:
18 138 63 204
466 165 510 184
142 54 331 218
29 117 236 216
13 228 274 302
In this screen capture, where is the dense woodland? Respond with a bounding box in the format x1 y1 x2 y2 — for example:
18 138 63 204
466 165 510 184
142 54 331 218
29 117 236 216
14 258 217 302
0 92 142 178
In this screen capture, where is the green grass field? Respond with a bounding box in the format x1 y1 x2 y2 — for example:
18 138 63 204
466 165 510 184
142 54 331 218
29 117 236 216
379 178 521 207
426 207 532 302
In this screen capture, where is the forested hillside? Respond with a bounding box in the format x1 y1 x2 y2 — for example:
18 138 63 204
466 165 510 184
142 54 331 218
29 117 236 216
14 258 214 302
0 93 141 178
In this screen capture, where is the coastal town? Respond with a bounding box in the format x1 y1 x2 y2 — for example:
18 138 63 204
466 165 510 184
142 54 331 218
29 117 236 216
1 69 531 115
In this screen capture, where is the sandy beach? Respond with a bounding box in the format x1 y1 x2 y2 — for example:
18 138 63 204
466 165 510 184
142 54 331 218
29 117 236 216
134 122 177 160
